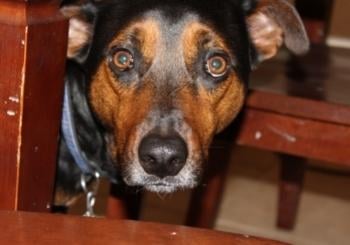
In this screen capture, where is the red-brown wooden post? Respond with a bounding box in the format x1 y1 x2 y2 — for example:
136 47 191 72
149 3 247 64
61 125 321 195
0 0 68 212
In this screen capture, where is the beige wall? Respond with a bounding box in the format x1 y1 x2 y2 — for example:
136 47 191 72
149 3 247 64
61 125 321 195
330 0 350 38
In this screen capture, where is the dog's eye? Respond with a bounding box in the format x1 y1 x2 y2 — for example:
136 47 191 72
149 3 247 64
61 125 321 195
205 55 228 78
113 50 134 71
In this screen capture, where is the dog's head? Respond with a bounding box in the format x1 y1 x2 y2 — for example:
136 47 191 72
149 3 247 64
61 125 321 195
62 0 308 193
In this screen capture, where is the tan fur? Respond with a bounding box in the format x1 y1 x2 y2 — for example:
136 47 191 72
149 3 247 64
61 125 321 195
61 6 92 58
54 189 82 207
247 0 309 61
179 22 245 154
182 22 230 68
247 12 283 60
176 76 244 155
90 63 155 161
89 20 159 161
108 20 160 64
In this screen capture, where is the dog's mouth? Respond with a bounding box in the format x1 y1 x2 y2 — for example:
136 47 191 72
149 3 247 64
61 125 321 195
137 181 197 193
121 158 201 193
123 175 197 193
143 181 179 193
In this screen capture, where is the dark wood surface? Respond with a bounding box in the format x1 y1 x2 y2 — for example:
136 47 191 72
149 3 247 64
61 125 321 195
186 140 233 228
245 90 350 126
250 47 350 106
0 10 24 211
0 0 67 211
0 211 286 245
236 108 350 167
277 156 306 229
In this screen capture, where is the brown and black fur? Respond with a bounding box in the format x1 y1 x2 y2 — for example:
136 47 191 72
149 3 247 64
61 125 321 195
55 0 309 205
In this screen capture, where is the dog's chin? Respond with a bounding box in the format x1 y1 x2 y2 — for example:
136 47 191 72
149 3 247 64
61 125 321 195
143 183 181 193
122 162 200 193
123 176 199 193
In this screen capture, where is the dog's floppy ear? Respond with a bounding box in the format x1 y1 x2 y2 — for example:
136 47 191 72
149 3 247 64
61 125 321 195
61 2 96 59
245 0 309 62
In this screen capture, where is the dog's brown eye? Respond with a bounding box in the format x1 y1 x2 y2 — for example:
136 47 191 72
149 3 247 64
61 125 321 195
205 55 228 78
113 50 134 71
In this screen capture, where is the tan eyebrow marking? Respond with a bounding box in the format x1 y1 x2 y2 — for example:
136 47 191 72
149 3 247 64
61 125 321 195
109 19 160 64
181 22 230 68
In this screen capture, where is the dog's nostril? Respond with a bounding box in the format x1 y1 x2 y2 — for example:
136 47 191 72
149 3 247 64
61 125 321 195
141 155 156 164
138 133 188 178
171 158 180 165
170 157 184 168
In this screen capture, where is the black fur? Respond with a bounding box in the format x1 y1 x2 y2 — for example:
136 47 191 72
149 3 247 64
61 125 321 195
56 0 308 203
57 0 257 198
56 61 117 197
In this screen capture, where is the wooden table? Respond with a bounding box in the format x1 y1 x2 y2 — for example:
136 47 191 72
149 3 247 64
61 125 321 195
0 211 286 245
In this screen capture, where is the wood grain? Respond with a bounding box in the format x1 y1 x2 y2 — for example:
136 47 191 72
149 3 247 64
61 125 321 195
0 211 287 245
0 0 67 211
237 108 350 167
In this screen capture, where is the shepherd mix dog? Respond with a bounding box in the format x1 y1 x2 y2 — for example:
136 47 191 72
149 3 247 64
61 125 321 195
55 0 309 206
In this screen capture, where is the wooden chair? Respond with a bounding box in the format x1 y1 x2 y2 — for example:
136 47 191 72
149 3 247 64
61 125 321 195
0 0 67 212
3 0 345 236
186 0 349 230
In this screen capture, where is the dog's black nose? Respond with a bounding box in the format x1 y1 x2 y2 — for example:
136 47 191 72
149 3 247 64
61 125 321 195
138 133 188 178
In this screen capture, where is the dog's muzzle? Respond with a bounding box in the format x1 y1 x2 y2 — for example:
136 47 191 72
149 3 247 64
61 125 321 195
138 133 188 178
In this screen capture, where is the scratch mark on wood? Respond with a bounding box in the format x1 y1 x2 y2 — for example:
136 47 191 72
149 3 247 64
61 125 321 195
6 110 16 116
268 126 297 143
255 131 262 140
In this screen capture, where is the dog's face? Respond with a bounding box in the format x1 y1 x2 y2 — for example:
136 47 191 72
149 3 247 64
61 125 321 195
63 0 308 193
90 14 247 192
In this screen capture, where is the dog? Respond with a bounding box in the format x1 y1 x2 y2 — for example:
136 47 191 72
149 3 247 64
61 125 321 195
55 0 309 206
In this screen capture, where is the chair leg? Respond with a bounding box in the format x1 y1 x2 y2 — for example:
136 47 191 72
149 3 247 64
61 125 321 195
277 155 306 230
106 183 142 220
186 141 232 228
0 1 67 212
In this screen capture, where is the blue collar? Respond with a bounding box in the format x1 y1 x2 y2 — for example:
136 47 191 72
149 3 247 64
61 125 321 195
61 81 101 175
